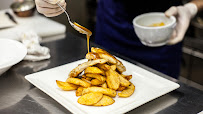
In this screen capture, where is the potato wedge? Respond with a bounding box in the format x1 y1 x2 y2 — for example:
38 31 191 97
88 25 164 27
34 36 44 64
66 78 91 88
86 52 100 60
81 78 91 84
101 82 107 88
69 59 107 77
85 74 106 82
125 75 132 81
93 95 115 106
84 67 105 75
116 59 126 73
76 87 84 96
82 87 116 97
117 86 126 91
91 47 126 73
110 65 116 70
96 64 111 71
106 69 120 90
91 79 105 85
78 92 103 105
121 74 132 80
118 83 135 97
118 74 130 87
56 80 78 91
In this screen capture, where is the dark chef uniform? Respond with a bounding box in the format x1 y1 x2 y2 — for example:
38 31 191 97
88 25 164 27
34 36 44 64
95 0 183 79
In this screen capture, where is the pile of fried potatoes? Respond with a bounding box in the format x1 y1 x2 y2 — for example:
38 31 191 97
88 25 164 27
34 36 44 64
56 47 135 106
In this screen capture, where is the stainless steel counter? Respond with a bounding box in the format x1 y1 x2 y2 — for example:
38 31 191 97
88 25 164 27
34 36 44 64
0 33 202 114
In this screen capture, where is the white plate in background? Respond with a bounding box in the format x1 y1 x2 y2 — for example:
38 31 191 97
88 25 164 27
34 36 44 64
25 58 180 114
0 39 27 75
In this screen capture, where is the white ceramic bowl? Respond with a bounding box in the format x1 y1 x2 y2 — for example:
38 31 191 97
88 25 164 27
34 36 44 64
133 12 176 47
0 39 27 76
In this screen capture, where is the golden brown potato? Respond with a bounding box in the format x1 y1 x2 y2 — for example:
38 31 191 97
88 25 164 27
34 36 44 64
125 75 132 81
96 64 111 71
69 59 107 77
118 83 135 97
66 78 91 88
116 59 126 73
91 79 105 85
78 92 103 105
106 69 120 90
85 52 100 60
117 86 126 91
93 95 115 106
76 87 84 96
118 74 130 87
56 80 78 91
81 78 91 84
91 47 117 64
82 75 92 81
91 47 126 73
85 74 106 82
110 65 116 70
101 82 107 88
82 87 116 97
84 67 105 75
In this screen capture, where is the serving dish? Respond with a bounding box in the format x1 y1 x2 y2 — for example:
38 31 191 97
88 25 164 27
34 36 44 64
0 39 27 76
25 58 179 114
133 12 176 47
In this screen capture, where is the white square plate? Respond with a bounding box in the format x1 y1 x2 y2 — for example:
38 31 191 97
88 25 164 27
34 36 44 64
25 58 180 114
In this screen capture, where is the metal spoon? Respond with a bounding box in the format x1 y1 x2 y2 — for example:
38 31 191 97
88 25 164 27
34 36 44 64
57 3 92 36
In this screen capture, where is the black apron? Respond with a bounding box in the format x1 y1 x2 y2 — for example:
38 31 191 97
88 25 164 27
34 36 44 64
95 0 182 78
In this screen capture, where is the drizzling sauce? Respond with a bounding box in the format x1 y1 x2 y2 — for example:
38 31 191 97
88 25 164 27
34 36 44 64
73 22 92 53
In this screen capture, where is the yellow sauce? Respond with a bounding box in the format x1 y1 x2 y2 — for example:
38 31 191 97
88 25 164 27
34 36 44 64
149 22 165 27
73 22 92 53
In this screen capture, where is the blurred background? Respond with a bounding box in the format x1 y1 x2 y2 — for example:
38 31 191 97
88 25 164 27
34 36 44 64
0 0 202 89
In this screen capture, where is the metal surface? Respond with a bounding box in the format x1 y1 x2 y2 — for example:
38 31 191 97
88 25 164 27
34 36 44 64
0 33 202 114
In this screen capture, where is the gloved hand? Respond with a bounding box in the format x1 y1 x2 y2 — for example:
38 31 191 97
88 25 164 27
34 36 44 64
165 3 198 45
35 0 66 17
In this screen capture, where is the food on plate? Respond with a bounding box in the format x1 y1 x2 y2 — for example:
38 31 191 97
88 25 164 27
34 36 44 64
84 67 105 75
121 74 132 80
76 87 84 96
101 82 107 88
106 69 120 90
81 77 91 84
56 47 135 106
118 74 130 87
91 79 105 85
66 78 91 88
91 47 117 64
78 92 103 105
69 59 107 77
56 80 78 91
82 87 117 97
110 65 116 70
116 59 126 73
118 83 135 97
96 64 111 71
117 86 126 91
85 74 106 82
93 95 115 106
86 52 100 60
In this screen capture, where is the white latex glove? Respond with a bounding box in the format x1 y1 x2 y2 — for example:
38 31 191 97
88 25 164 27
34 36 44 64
165 3 198 45
35 0 66 17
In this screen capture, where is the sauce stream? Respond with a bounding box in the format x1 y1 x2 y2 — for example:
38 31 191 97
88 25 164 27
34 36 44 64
73 22 92 53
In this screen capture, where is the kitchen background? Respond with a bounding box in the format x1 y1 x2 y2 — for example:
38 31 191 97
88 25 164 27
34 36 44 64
0 0 202 90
